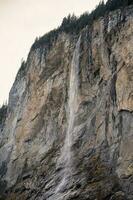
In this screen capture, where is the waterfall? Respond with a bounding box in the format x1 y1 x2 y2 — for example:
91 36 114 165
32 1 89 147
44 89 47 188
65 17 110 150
56 36 81 193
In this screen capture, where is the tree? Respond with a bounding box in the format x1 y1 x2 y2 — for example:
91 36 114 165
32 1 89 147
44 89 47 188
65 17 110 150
106 0 129 11
128 0 133 5
31 0 133 51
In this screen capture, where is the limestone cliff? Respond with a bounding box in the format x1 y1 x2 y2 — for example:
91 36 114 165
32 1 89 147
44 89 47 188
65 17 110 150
0 6 133 200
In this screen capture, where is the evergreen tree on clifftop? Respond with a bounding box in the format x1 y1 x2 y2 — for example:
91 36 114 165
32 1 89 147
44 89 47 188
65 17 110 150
31 0 133 50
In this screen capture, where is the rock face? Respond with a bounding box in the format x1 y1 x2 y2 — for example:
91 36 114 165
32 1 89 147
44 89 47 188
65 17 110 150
0 6 133 200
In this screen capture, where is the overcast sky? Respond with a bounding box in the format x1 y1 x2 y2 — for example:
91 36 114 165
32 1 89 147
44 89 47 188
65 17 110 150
0 0 102 105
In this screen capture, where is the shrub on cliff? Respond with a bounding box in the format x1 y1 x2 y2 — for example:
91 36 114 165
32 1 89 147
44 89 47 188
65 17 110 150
31 1 106 49
106 0 132 11
128 0 133 5
31 0 133 50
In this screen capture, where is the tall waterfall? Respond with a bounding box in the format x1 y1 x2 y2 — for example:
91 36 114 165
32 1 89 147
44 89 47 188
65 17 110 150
56 36 81 193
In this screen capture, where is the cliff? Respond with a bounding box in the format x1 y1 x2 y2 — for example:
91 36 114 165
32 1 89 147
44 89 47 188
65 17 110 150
0 6 133 200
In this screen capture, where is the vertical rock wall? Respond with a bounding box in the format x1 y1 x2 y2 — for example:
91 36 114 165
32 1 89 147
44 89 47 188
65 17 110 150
0 6 133 200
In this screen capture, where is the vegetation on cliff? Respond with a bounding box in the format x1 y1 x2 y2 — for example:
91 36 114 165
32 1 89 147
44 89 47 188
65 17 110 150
31 0 133 50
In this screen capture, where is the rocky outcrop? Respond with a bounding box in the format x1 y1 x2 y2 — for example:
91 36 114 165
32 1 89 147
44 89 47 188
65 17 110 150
0 105 7 133
0 6 133 200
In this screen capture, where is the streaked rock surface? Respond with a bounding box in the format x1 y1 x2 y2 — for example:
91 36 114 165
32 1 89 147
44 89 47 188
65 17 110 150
0 6 133 200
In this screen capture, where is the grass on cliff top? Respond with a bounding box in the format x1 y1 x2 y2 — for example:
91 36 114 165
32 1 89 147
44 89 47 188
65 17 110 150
31 0 133 50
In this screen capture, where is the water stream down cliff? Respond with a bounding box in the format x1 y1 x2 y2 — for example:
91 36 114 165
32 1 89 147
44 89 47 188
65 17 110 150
0 5 133 200
56 36 81 194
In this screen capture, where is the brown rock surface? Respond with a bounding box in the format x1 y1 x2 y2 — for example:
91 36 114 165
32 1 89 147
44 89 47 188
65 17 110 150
0 6 133 200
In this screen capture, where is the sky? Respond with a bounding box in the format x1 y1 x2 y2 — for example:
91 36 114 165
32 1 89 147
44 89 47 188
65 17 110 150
0 0 102 105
